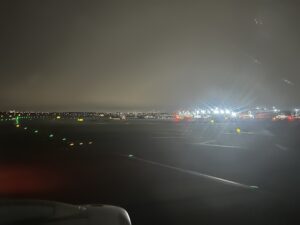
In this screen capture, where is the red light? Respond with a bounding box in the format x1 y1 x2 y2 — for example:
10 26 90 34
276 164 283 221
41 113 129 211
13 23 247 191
173 114 181 122
0 165 64 194
288 116 294 121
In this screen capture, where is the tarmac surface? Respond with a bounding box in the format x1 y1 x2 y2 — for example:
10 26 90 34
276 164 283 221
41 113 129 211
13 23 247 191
0 118 300 224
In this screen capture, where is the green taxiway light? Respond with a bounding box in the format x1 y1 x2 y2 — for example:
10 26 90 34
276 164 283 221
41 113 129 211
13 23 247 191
49 134 54 138
62 138 67 141
128 154 134 158
34 130 39 133
15 116 20 124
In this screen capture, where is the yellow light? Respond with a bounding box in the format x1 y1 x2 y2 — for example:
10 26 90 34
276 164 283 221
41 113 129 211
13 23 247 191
16 124 20 128
69 143 74 147
56 116 61 119
77 118 84 122
236 128 241 134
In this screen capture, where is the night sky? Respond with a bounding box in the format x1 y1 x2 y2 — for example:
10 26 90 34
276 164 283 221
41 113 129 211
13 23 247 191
1 0 300 111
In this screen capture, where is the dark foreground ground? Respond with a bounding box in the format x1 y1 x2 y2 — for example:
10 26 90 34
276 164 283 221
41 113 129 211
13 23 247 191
0 118 300 224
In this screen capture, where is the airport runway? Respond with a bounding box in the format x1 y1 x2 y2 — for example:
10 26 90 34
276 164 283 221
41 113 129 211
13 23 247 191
0 119 299 224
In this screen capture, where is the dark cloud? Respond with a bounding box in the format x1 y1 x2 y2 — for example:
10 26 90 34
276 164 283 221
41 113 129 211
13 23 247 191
0 0 300 111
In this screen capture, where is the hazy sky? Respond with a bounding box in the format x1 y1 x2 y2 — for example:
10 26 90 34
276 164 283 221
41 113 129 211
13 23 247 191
1 0 300 111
